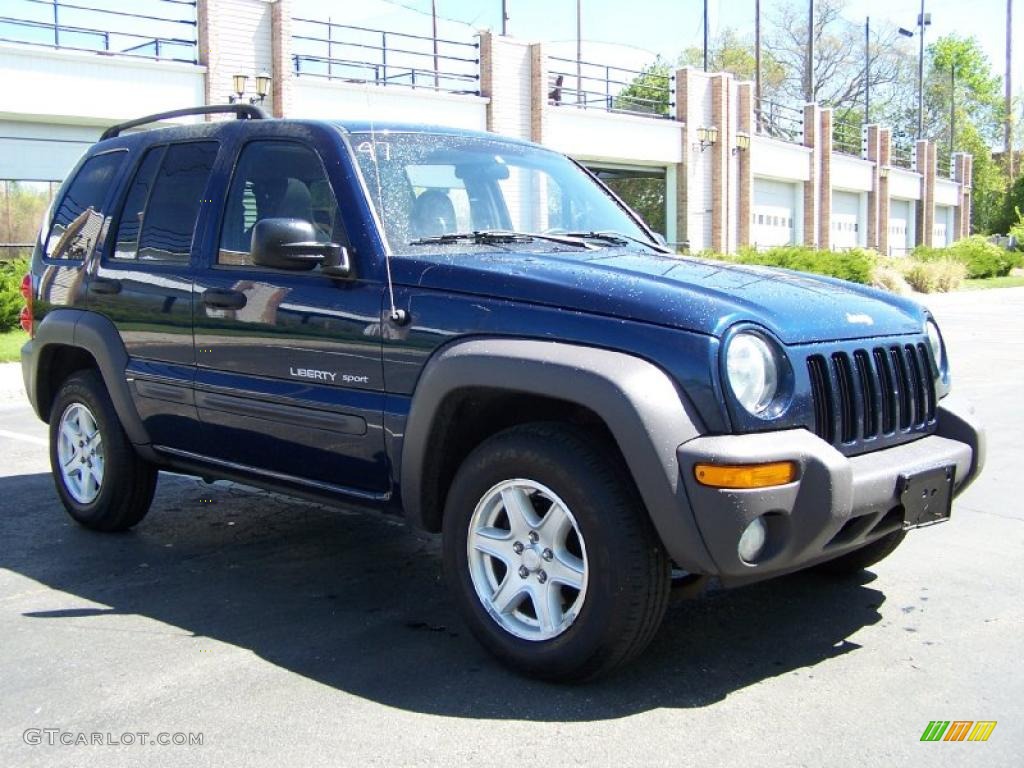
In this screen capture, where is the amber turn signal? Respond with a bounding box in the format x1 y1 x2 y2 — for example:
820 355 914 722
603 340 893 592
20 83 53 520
694 461 797 489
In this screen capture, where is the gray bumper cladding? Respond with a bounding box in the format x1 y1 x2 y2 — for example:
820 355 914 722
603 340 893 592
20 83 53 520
676 395 984 586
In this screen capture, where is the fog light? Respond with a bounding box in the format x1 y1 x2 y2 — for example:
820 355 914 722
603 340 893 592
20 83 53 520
738 517 767 563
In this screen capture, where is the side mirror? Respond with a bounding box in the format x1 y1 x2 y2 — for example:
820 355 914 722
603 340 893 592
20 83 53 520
251 218 351 276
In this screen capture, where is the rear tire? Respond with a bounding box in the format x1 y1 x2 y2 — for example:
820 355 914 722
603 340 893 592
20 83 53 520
442 423 670 681
813 529 907 577
49 370 157 532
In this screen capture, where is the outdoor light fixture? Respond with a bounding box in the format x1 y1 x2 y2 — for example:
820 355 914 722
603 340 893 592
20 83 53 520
879 166 891 179
228 72 272 105
254 72 272 102
695 126 719 152
229 73 248 103
732 132 751 155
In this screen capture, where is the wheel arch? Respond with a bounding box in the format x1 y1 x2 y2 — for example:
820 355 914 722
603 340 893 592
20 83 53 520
26 309 151 447
400 338 717 574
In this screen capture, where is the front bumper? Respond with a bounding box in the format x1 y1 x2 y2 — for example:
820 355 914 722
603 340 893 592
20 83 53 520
676 395 985 586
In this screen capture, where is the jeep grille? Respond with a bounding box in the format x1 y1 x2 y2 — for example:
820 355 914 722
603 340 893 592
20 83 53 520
807 343 937 450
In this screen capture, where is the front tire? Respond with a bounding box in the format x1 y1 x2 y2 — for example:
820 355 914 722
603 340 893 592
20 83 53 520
442 423 670 681
49 370 157 532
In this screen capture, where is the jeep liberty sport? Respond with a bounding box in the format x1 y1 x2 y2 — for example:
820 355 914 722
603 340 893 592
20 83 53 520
19 105 985 681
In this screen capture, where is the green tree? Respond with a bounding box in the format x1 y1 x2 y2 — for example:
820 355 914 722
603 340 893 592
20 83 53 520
918 36 1006 233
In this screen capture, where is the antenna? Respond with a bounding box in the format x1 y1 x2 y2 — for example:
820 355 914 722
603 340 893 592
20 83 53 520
363 86 407 326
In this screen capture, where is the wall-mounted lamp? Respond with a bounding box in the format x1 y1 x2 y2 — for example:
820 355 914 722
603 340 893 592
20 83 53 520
879 165 891 179
732 132 751 155
694 126 719 152
229 72 272 105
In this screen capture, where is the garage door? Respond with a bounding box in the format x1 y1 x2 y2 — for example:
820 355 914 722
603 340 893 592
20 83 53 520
889 199 912 256
832 190 860 249
934 205 952 247
753 179 797 248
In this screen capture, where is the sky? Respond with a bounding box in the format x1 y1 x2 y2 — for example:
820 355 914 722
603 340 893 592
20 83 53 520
318 0 1023 92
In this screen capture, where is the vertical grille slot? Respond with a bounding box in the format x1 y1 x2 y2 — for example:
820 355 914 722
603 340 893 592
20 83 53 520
905 345 926 425
853 349 878 438
874 347 895 434
890 347 912 430
832 352 856 443
807 355 833 444
916 343 937 421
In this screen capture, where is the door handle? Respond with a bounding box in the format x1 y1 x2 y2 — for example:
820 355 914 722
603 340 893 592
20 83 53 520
88 277 122 295
201 288 247 310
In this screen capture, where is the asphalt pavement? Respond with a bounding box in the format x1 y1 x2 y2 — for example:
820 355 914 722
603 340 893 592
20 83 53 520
1 288 1022 767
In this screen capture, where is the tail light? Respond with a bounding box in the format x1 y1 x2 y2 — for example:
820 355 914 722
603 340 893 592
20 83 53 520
19 273 33 336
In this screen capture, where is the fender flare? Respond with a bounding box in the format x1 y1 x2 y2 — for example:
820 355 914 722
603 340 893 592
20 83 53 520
400 338 717 574
24 309 151 447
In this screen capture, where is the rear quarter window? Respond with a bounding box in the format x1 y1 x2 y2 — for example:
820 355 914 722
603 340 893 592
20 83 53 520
45 151 126 259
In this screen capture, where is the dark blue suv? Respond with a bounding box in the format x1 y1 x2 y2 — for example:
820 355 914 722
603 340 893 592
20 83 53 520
20 105 984 681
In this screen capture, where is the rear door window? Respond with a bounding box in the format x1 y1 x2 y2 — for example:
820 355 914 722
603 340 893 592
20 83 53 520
46 151 126 259
132 142 218 264
112 146 165 260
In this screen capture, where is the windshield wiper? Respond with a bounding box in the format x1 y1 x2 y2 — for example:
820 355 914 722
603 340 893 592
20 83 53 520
409 230 596 249
562 230 671 253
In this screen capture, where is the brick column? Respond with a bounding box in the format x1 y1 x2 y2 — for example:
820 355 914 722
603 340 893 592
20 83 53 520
954 153 973 240
198 0 275 115
675 68 690 250
802 104 820 247
925 141 937 246
270 0 293 117
710 74 730 252
736 82 754 248
818 108 833 251
529 43 547 142
915 139 932 246
865 124 881 250
479 31 533 139
878 128 892 256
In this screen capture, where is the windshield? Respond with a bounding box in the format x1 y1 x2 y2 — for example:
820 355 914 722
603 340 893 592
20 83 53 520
347 131 654 254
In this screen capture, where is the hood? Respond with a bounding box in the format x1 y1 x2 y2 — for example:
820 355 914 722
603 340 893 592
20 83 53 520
390 247 927 344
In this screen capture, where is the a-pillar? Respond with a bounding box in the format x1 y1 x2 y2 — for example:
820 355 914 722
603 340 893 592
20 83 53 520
736 82 754 248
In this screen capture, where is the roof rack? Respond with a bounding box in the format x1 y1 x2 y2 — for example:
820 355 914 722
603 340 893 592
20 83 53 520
100 104 270 141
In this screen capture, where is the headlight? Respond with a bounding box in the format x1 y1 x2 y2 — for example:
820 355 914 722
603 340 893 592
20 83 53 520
726 332 779 415
926 320 944 372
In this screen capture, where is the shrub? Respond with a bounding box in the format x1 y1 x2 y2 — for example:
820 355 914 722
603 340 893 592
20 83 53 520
0 257 30 333
870 263 913 295
902 258 968 293
914 235 1020 279
723 245 876 284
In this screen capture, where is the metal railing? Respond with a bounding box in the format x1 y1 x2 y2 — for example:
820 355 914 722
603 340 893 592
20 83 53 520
0 244 33 261
755 99 804 144
891 138 915 169
547 58 674 119
291 18 480 95
0 0 197 63
832 121 863 157
936 153 952 179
